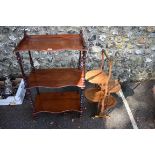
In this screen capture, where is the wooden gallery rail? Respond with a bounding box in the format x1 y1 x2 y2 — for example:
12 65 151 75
14 30 87 117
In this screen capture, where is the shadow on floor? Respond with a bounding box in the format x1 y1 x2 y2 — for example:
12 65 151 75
0 83 133 129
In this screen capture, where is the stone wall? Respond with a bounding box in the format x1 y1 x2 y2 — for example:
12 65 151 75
0 26 155 82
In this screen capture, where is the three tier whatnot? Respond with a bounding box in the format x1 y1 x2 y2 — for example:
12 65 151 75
14 30 87 116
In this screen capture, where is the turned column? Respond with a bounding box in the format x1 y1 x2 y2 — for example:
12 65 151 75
79 30 87 116
28 51 35 71
28 50 40 95
15 51 27 86
15 51 34 107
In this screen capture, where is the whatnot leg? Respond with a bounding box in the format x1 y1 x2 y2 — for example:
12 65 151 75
78 51 82 69
80 89 84 117
28 51 35 71
16 52 34 115
28 51 40 95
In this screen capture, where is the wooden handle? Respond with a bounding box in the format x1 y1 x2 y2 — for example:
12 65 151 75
100 49 111 69
108 60 113 80
100 49 104 70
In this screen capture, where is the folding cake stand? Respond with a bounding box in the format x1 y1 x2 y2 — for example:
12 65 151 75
14 30 87 116
84 49 121 117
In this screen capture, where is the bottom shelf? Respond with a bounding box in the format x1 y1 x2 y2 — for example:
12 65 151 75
33 92 81 114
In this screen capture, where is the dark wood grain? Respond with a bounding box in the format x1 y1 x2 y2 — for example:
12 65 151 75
27 68 84 89
14 34 87 52
33 92 80 114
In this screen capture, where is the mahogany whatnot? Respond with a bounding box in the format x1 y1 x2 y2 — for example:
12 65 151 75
14 30 87 116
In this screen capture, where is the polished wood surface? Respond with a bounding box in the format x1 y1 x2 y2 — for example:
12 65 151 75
108 80 121 93
34 92 80 114
84 88 116 106
104 95 117 110
85 69 109 84
84 88 104 103
95 95 116 118
84 87 116 109
27 68 84 89
84 80 121 103
14 34 87 52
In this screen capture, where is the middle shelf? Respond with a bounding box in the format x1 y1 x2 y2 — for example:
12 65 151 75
27 68 84 89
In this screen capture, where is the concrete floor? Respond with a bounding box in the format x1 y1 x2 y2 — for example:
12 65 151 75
126 80 155 129
0 80 154 129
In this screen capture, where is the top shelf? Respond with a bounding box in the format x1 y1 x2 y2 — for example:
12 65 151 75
14 33 87 52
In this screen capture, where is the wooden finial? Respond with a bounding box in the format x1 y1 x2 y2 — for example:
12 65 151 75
80 29 83 34
24 29 28 37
